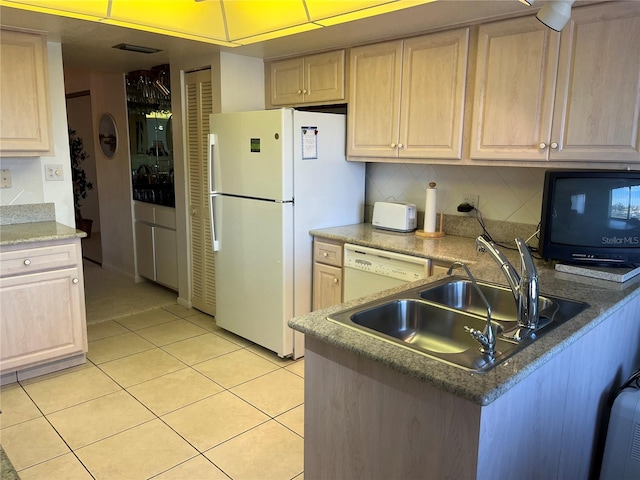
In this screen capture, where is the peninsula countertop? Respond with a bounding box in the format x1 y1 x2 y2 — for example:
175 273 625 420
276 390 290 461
289 223 640 405
0 221 86 246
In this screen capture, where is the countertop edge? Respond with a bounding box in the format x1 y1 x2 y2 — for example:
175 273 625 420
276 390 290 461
0 221 86 246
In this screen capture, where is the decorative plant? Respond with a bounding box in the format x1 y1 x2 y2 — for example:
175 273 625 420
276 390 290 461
68 128 93 219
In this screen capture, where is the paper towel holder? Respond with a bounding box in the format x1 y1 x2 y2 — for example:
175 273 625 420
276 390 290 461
416 211 446 238
416 181 446 238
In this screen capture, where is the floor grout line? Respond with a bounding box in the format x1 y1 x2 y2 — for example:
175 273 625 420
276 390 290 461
4 302 305 479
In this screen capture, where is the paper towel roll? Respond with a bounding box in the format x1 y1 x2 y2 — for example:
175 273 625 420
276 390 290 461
424 182 437 233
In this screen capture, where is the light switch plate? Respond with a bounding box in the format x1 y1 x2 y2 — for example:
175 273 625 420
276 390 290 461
1 169 11 188
45 164 64 181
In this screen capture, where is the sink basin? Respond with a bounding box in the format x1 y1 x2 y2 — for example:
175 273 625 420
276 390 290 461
350 299 502 354
418 280 554 323
327 276 589 372
418 278 588 327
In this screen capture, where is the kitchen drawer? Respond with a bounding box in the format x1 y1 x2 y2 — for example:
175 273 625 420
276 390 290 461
0 243 77 277
314 240 343 267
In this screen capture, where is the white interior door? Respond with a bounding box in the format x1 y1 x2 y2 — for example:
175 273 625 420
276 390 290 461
214 195 294 357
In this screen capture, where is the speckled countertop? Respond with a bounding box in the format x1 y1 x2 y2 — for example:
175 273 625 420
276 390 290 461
0 445 19 480
0 203 85 246
0 221 85 246
289 223 640 406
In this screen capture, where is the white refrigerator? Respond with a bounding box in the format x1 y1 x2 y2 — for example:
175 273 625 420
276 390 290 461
208 109 365 358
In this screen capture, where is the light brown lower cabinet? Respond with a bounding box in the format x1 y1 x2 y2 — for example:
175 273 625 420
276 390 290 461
0 238 87 383
312 239 343 310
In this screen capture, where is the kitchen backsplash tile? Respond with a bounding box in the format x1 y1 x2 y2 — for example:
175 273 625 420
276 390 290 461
365 164 545 226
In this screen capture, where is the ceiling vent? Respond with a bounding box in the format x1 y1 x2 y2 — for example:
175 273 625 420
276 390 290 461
112 43 162 54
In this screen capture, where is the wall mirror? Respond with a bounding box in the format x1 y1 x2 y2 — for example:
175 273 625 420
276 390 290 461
98 113 117 158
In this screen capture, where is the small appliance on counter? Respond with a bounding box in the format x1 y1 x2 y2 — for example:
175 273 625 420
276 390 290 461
372 201 417 232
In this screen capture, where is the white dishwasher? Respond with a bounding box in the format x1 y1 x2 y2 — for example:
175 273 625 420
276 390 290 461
343 244 431 302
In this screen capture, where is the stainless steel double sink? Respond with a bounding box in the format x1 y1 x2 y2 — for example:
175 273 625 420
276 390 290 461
327 276 588 372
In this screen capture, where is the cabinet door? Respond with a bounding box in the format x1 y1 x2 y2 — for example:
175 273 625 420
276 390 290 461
0 29 52 156
348 41 403 158
313 262 342 310
135 221 155 281
155 226 178 290
304 50 345 104
470 17 560 161
1 267 85 373
550 3 640 162
399 29 469 159
270 57 305 106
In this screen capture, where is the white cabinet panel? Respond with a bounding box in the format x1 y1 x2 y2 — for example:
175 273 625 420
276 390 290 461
155 226 178 290
134 202 178 290
135 221 155 281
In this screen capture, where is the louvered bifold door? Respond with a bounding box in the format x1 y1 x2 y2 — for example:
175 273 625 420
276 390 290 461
185 69 216 316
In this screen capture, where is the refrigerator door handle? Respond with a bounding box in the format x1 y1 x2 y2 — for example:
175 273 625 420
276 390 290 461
209 194 220 252
207 134 218 194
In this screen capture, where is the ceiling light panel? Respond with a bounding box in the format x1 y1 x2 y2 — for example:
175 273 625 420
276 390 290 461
305 0 393 21
312 0 436 27
223 0 309 39
108 0 228 42
0 0 109 20
234 22 321 45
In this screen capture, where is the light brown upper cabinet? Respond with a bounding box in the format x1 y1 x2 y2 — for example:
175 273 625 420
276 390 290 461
0 29 52 157
471 3 640 163
348 29 469 160
268 50 345 106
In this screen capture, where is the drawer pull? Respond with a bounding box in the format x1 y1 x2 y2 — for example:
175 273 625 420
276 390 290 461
23 259 31 266
72 278 79 284
322 252 329 257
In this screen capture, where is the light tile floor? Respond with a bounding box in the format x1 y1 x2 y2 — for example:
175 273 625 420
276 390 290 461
0 304 305 480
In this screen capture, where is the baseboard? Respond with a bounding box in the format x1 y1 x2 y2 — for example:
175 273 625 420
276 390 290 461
101 262 136 282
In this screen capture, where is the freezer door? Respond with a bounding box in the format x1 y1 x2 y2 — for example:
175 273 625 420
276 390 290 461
213 195 295 357
209 109 293 200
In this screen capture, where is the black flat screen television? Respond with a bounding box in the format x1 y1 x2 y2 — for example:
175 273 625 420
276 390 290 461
540 169 640 267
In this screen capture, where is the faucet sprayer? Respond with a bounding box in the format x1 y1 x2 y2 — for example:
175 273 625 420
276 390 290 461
447 261 496 356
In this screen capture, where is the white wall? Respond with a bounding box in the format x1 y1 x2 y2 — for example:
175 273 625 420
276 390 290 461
219 52 265 113
66 94 101 232
366 163 546 225
0 41 75 227
64 68 135 279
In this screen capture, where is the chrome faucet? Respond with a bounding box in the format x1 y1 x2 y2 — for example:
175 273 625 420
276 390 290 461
447 262 496 356
475 235 539 340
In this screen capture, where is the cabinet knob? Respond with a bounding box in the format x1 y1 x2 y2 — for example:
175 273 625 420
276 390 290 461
550 142 559 149
390 143 396 148
539 142 547 149
23 259 31 266
72 278 79 284
398 143 404 148
333 278 339 284
322 252 328 257
297 89 303 94
302 89 307 94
